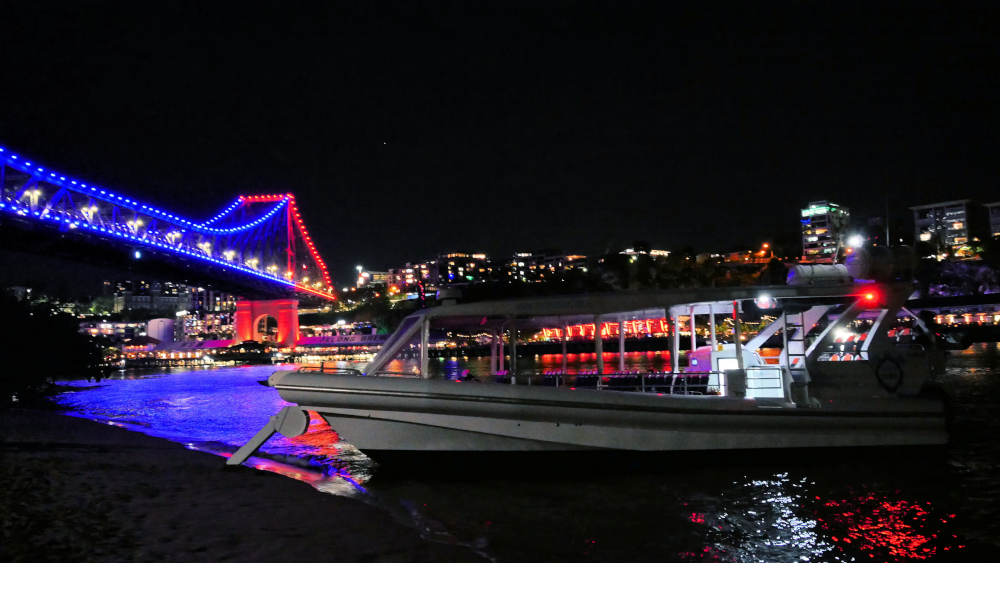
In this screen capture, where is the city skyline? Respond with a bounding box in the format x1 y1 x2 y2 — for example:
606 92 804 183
2 3 998 285
4 2 1000 570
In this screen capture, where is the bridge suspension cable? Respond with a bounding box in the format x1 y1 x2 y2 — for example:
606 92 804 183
0 145 336 300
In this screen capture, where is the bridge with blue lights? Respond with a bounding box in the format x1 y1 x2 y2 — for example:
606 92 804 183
0 144 335 302
0 144 337 346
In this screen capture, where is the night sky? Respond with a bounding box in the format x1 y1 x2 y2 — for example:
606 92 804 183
2 2 998 285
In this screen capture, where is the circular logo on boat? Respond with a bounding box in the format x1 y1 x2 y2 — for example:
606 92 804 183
875 357 904 393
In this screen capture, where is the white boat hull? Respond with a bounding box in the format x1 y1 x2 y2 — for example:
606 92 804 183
271 371 947 453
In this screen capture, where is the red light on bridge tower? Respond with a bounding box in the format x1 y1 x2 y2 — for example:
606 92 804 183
234 298 300 347
236 192 335 299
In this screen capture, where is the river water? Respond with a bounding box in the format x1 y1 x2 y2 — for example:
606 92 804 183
53 344 1000 562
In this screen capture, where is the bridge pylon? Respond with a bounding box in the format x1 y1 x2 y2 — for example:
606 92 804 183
234 298 299 347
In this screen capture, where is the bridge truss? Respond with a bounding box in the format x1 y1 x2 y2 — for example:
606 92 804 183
0 145 335 301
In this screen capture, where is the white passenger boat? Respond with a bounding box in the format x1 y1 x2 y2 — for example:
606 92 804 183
228 271 949 465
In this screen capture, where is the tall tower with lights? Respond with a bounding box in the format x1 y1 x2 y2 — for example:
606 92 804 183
800 201 850 263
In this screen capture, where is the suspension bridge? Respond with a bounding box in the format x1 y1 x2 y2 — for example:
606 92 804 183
0 144 337 346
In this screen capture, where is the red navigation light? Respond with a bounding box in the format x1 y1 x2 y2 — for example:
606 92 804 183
859 288 880 305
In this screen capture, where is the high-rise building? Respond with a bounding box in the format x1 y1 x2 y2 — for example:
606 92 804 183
910 199 988 257
105 280 236 340
111 280 191 313
800 201 850 263
984 201 1000 239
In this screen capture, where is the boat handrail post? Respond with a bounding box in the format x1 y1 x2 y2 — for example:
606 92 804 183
490 329 498 375
419 317 430 379
618 318 626 372
671 311 680 373
731 299 747 398
497 325 504 373
594 314 604 389
561 321 568 373
733 300 745 371
511 322 517 384
709 302 717 351
689 305 697 355
781 312 791 370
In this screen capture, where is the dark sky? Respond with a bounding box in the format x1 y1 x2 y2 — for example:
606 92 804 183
2 1 998 285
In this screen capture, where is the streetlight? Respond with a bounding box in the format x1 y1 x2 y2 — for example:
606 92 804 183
847 234 865 249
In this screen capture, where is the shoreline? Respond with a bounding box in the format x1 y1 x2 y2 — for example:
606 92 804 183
0 405 483 562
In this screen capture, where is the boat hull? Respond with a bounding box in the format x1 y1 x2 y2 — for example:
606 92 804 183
270 371 948 453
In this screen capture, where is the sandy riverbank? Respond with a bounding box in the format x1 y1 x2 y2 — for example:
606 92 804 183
0 406 482 562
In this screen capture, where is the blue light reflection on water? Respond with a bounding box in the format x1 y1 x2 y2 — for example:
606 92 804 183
51 345 1000 561
55 364 375 490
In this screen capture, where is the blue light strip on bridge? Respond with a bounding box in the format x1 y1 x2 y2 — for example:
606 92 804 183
0 146 290 236
199 198 244 226
0 145 335 300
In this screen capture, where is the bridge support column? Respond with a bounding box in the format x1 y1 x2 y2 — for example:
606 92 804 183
234 298 300 347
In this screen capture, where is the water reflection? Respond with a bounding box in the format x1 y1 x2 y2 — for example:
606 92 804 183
49 344 1000 561
699 473 833 562
813 495 959 560
686 473 961 562
56 364 375 489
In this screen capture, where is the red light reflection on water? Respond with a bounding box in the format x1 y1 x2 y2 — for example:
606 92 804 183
816 496 957 560
286 411 341 449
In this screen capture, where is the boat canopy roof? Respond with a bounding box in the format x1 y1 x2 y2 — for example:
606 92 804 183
419 283 868 327
364 282 899 375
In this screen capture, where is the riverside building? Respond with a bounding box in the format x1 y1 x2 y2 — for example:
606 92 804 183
909 199 988 258
505 251 588 283
984 201 1000 239
386 252 493 291
801 201 850 263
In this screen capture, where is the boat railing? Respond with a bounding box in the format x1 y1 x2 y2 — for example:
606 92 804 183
299 364 421 378
370 369 421 378
503 370 729 395
297 363 363 375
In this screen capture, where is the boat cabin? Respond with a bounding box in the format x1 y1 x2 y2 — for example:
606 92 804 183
357 280 938 405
